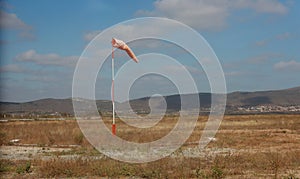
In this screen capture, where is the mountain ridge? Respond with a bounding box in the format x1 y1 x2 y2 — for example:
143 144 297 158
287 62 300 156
1 86 299 114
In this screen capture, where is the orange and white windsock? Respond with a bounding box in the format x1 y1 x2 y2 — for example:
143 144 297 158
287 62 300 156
111 38 138 63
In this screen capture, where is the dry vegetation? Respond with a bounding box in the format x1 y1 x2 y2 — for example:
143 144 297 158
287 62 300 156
0 114 299 178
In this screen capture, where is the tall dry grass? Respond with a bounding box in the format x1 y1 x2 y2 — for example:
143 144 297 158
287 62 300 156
0 114 299 178
0 120 91 147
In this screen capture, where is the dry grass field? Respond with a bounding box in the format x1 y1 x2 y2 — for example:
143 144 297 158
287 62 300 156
0 114 299 178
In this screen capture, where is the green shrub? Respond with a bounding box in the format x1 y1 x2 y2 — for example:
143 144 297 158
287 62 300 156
0 160 11 173
74 132 84 145
0 131 6 145
283 173 299 179
16 161 31 174
211 166 224 179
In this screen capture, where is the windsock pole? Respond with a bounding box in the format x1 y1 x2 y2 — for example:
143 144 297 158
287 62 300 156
112 44 116 135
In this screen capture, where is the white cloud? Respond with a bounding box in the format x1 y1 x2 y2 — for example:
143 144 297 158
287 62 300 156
276 32 291 40
0 10 34 40
0 64 27 73
136 0 288 30
82 22 180 60
225 71 243 77
24 75 58 82
274 60 300 71
247 54 277 64
83 21 176 43
164 65 201 75
254 32 292 47
255 40 269 47
231 0 288 14
83 30 102 41
137 0 228 30
15 50 79 67
0 10 31 30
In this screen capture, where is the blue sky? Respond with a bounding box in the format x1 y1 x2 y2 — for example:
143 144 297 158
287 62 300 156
0 0 299 102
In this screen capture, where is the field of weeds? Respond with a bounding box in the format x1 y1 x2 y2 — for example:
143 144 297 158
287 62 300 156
0 114 299 178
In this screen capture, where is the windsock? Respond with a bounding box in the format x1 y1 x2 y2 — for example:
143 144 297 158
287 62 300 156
111 38 138 63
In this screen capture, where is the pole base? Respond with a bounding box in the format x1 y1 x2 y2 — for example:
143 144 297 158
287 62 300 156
112 124 116 135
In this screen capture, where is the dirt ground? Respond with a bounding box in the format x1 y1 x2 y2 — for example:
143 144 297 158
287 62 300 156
0 114 299 178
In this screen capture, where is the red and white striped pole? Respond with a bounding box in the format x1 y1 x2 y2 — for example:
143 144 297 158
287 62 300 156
111 43 116 135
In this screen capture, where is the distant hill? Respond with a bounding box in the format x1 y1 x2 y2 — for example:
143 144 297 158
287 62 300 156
0 98 74 114
227 86 300 106
122 86 300 113
0 98 115 114
1 86 299 115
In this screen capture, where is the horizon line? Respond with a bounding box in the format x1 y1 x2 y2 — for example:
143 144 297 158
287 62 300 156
1 85 299 103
